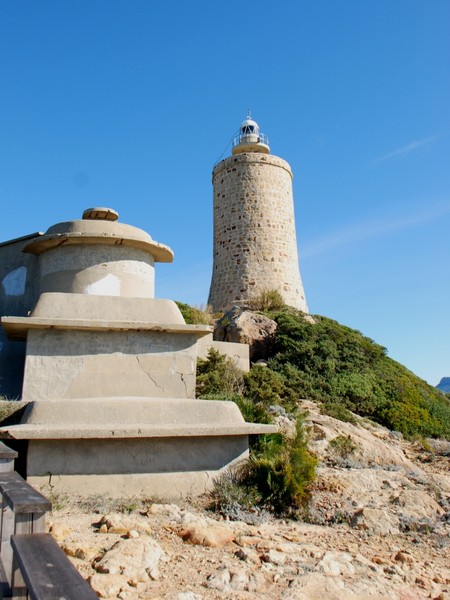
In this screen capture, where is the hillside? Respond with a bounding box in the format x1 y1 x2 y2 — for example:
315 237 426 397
209 306 450 442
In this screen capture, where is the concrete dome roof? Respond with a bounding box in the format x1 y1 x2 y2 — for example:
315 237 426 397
23 207 174 262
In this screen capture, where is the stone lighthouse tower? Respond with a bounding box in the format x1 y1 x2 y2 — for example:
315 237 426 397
208 115 308 313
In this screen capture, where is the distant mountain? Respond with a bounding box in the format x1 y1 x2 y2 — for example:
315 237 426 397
437 377 450 393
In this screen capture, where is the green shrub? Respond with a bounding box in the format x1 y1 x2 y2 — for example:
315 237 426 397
320 400 357 424
175 301 214 325
196 348 244 397
192 300 450 441
210 421 316 517
244 365 298 412
197 348 316 516
208 469 261 513
242 417 317 514
328 434 357 460
233 396 273 425
248 288 286 312
195 300 450 516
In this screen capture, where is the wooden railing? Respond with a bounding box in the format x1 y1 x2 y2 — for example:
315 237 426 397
0 442 96 599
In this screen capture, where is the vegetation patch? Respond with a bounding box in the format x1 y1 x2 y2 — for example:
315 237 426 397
197 349 316 516
197 348 244 397
248 288 285 312
194 296 450 515
267 308 450 440
0 400 28 425
328 434 358 466
193 300 450 512
209 418 316 518
175 301 216 325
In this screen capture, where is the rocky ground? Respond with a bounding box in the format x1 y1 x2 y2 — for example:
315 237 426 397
44 401 450 599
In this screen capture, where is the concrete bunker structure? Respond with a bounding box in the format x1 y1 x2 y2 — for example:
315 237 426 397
0 208 274 497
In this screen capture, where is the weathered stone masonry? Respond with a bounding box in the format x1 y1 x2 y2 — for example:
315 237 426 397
208 151 308 313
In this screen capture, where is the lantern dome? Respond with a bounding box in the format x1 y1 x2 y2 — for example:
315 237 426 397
232 113 270 155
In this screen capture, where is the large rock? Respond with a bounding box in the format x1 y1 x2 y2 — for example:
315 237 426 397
306 402 425 473
285 573 360 600
214 307 277 361
179 524 235 548
89 573 129 598
304 400 449 532
350 508 400 536
93 538 166 583
49 523 71 541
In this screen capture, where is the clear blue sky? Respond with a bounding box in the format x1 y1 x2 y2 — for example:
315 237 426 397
1 1 449 386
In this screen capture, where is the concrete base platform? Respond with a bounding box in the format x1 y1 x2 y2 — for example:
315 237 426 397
0 397 276 497
27 436 248 498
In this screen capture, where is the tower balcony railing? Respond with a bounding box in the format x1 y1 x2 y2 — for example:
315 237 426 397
232 131 270 148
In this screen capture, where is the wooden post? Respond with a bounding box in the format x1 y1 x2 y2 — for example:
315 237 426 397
0 472 51 597
0 443 18 474
10 514 31 599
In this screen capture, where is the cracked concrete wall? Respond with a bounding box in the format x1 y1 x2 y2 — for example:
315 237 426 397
22 329 198 401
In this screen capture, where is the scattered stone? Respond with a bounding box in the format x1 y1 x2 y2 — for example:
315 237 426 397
415 576 432 590
206 565 265 593
147 503 182 520
89 573 129 598
206 566 231 592
393 550 414 565
234 547 260 564
96 514 152 535
260 549 286 566
62 543 98 561
49 522 71 541
93 538 166 582
45 399 450 600
178 512 209 528
285 572 359 600
319 551 355 577
350 508 400 536
229 568 249 591
127 530 140 539
179 524 235 548
235 535 263 547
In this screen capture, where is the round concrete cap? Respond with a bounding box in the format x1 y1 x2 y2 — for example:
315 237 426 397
23 211 174 262
82 207 119 221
